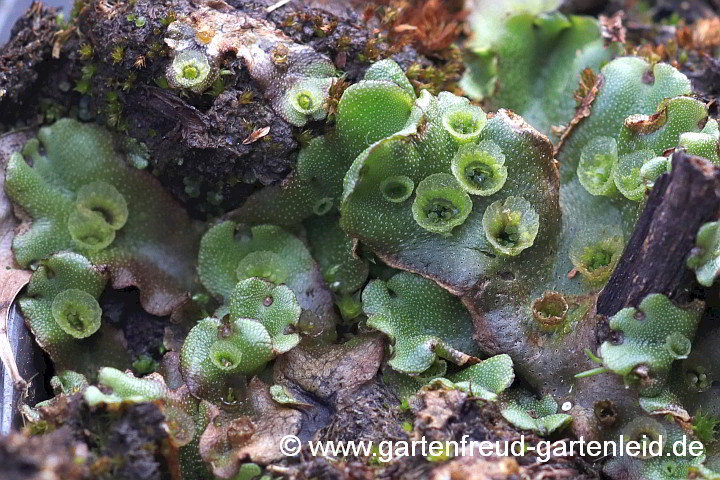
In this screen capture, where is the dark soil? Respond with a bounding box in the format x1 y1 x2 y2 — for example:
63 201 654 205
0 0 426 219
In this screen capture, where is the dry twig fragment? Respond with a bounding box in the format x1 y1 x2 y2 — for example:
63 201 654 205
243 126 270 145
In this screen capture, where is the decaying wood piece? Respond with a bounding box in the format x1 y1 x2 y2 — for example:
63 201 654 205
0 3 58 107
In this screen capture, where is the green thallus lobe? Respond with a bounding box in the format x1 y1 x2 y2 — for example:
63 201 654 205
180 278 301 398
614 149 655 201
235 250 290 284
687 221 720 287
639 156 671 187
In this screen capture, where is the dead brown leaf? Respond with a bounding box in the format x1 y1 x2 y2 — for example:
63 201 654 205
52 27 76 59
133 55 146 69
198 402 257 478
555 69 604 156
198 378 303 478
242 126 270 145
599 11 626 46
0 427 87 480
197 336 387 478
387 0 468 54
234 378 304 465
393 24 418 33
692 17 720 50
273 334 385 403
410 388 468 438
431 456 520 480
0 271 31 390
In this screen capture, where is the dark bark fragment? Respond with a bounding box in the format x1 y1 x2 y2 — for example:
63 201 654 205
686 54 720 117
0 3 58 109
100 288 167 360
597 152 720 317
3 395 172 480
0 427 86 480
320 379 407 446
64 398 171 480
